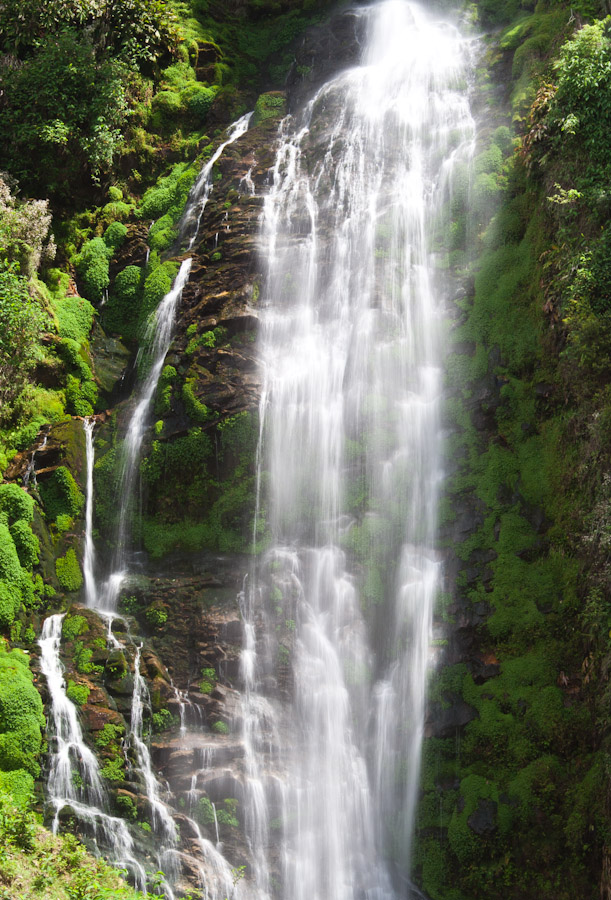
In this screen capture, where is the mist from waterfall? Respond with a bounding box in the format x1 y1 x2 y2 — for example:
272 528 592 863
240 2 475 897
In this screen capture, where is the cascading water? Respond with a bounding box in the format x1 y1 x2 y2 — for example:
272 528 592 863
100 111 252 613
39 7 476 894
82 418 96 607
41 114 254 898
38 614 147 889
240 2 475 897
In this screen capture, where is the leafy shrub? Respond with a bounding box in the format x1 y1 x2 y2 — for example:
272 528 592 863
0 269 45 423
100 757 124 782
144 602 168 628
103 221 128 252
115 794 137 820
216 798 239 827
548 19 611 169
0 30 128 196
199 667 216 694
56 549 83 592
212 720 229 735
152 708 173 733
0 175 54 278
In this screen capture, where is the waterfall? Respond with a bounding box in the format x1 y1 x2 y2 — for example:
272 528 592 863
179 112 252 248
100 256 193 611
82 417 96 607
240 1 475 897
37 113 255 896
99 111 252 613
38 615 147 890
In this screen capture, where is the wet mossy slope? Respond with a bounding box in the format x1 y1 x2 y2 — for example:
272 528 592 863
415 3 611 899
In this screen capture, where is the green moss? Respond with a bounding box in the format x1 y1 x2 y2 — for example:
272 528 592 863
95 724 124 751
102 221 128 252
55 514 73 533
141 260 178 323
74 237 112 305
54 296 95 344
65 680 89 707
182 379 211 422
39 467 84 524
148 214 177 253
0 525 24 628
55 549 83 593
62 614 89 642
251 91 286 127
0 646 44 779
0 486 34 525
0 770 34 808
8 522 39 569
212 720 229 735
154 364 177 415
65 373 98 416
105 265 144 338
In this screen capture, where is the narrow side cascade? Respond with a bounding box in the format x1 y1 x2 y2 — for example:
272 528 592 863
99 111 252 613
240 1 475 897
82 417 96 607
38 614 146 889
40 114 254 898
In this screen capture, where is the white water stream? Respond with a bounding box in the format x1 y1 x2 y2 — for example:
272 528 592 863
41 114 254 898
240 2 475 898
40 4 475 894
38 614 147 890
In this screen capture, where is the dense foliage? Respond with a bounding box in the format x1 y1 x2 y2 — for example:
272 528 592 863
4 0 611 896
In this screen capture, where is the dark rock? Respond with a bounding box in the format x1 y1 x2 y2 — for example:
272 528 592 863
467 798 497 836
286 10 367 112
426 696 477 738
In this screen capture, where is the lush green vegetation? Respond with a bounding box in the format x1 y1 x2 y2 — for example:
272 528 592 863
0 788 157 899
4 0 611 896
412 3 611 898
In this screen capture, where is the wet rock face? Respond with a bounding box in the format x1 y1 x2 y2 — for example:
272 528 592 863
33 577 252 895
286 8 368 111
